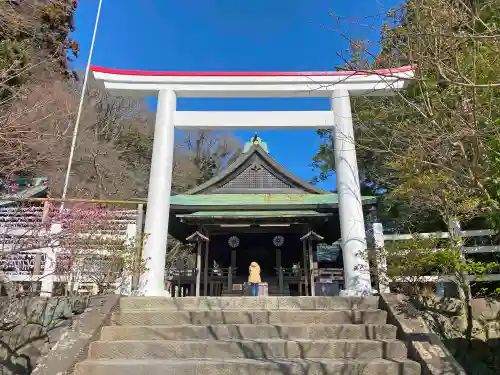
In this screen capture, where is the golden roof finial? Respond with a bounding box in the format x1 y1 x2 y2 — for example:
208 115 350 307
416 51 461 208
252 133 260 144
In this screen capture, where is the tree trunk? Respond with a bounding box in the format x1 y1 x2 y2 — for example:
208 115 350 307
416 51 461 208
449 217 474 347
0 271 14 296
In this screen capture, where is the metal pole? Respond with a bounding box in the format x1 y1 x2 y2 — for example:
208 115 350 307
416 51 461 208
61 0 104 202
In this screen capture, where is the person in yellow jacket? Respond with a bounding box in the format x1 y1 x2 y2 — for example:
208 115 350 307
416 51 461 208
248 261 261 296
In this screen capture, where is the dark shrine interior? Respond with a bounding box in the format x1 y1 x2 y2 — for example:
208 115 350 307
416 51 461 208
209 233 303 277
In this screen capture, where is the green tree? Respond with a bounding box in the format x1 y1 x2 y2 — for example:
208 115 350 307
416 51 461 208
318 0 500 358
378 234 499 346
314 0 500 232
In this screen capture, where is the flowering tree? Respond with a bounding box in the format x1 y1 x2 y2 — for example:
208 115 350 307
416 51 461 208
50 205 144 295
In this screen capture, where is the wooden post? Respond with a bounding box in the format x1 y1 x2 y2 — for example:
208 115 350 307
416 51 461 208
132 203 144 291
373 223 390 294
204 240 209 297
41 199 52 224
276 248 283 294
231 250 237 270
177 265 181 297
229 249 236 294
308 238 315 297
33 253 43 275
302 240 309 296
196 241 202 297
186 231 209 298
300 231 324 298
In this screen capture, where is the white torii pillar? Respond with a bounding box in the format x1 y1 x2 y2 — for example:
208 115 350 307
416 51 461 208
92 65 414 296
140 89 176 296
332 89 371 295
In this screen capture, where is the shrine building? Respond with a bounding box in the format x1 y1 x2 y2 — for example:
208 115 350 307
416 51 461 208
166 135 376 297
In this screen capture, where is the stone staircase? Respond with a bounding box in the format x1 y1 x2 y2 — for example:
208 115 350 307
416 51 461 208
74 296 421 375
221 276 247 296
268 281 290 296
222 279 290 296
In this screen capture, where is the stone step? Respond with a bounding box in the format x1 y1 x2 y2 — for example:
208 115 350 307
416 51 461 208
88 339 408 360
111 309 387 326
221 287 291 297
119 296 379 311
74 358 421 375
101 323 397 341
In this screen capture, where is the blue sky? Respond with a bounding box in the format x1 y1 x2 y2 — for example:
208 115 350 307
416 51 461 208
72 0 399 191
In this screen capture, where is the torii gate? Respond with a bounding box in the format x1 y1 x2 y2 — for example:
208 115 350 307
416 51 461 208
92 65 414 297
